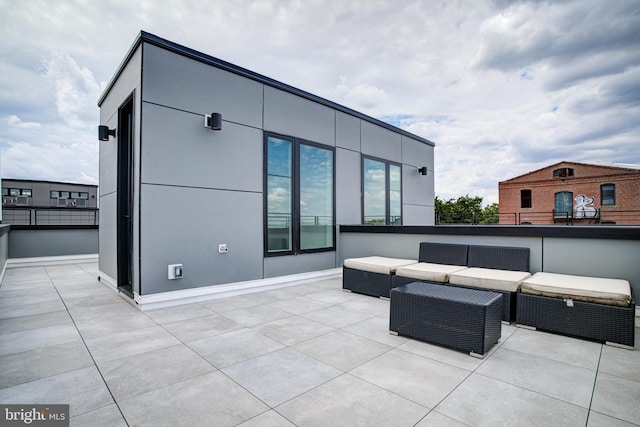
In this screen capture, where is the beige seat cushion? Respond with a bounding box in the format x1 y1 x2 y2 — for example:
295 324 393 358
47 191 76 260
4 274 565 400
449 268 531 292
395 263 468 283
520 272 631 307
343 256 417 275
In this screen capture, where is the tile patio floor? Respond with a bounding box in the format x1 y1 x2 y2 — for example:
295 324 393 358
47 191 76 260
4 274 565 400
1 262 639 426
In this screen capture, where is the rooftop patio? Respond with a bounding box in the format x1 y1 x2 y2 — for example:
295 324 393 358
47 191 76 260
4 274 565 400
1 261 639 426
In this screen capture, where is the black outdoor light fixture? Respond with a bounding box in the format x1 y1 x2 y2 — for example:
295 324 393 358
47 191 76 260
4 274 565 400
204 113 222 131
417 167 428 175
98 125 116 141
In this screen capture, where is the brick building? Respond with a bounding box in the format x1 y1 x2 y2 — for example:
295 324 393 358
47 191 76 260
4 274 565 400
498 161 640 225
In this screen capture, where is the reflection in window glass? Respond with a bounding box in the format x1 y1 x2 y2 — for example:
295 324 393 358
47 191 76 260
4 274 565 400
300 144 334 250
555 192 573 216
9 189 19 196
50 191 60 198
60 191 70 199
601 184 615 206
363 158 386 225
80 192 89 199
266 137 292 252
21 189 32 197
389 165 401 225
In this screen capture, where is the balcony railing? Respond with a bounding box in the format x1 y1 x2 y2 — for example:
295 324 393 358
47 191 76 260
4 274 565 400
436 209 640 225
2 207 99 227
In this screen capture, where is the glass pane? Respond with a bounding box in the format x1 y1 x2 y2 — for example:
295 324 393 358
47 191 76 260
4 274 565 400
299 144 333 250
363 158 386 225
267 137 292 252
9 189 19 196
80 192 89 199
21 189 32 197
50 191 59 198
60 191 70 199
555 192 572 215
601 185 615 205
389 164 402 225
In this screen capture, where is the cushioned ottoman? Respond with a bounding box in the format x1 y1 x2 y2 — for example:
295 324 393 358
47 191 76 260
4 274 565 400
343 256 417 298
517 272 635 348
449 268 531 322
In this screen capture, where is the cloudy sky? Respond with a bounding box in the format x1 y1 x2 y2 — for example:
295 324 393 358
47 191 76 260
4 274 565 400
1 0 639 204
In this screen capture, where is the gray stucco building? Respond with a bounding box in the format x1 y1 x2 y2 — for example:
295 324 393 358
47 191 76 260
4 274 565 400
98 31 435 307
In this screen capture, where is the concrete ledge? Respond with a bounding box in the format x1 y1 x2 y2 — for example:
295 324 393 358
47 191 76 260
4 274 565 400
7 254 99 268
118 268 342 311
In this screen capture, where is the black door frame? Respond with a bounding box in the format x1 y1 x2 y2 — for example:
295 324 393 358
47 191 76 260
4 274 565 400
116 94 135 298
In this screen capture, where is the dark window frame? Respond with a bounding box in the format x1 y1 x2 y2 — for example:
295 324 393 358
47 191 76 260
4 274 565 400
601 183 616 206
263 131 336 257
554 191 573 216
520 189 532 209
361 155 403 225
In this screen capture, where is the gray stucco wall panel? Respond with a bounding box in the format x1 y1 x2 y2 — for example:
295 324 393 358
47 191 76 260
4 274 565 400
263 251 337 278
336 111 361 152
402 164 434 207
142 44 263 129
98 192 117 279
140 184 263 294
263 87 335 146
141 103 262 192
403 204 435 226
402 136 434 169
336 148 362 225
361 121 402 162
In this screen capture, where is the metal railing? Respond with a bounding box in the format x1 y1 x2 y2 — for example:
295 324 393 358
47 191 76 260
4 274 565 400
2 207 99 226
498 210 640 225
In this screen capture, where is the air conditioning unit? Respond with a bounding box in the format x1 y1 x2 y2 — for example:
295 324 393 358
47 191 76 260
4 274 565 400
74 198 86 208
16 196 30 206
57 198 68 207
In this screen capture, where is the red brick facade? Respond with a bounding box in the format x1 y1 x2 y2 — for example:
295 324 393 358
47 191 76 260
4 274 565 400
498 161 640 225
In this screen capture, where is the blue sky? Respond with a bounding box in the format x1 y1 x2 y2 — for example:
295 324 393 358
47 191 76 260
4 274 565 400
1 0 639 204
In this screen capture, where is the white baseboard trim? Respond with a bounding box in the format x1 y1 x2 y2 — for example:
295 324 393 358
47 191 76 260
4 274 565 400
129 268 342 311
7 254 99 268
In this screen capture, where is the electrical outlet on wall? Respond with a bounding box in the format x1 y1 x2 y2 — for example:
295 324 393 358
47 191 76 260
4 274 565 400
218 244 228 254
168 264 183 279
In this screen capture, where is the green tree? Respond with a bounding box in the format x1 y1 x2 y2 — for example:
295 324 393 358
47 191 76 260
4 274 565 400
435 196 499 224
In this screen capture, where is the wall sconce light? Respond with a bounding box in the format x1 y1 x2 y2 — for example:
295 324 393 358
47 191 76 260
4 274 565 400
417 167 428 175
204 113 222 131
98 125 116 141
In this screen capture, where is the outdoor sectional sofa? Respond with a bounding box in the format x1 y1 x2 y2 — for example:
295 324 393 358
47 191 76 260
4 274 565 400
516 272 635 348
390 242 531 322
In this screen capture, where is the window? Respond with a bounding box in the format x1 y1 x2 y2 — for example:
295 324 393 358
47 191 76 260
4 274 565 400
553 168 574 178
60 191 70 199
520 189 532 209
50 191 60 198
362 156 402 225
264 133 335 255
2 188 7 196
601 184 615 206
554 191 573 216
21 189 32 197
9 189 20 196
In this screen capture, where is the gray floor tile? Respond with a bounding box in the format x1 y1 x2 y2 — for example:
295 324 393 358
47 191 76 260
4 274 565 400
70 404 127 427
236 410 296 427
587 411 640 427
222 304 292 327
276 373 429 426
199 295 259 313
302 304 375 329
0 291 61 308
342 315 410 347
0 310 72 335
117 371 268 427
161 313 243 342
599 345 640 382
592 373 640 425
350 348 469 408
0 340 94 388
476 347 596 408
223 347 342 407
0 299 66 320
188 328 285 368
436 374 588 426
0 323 81 356
505 327 602 369
267 296 332 315
293 330 392 371
398 337 484 372
0 366 114 417
68 301 138 323
84 325 181 363
306 288 359 304
245 288 298 304
144 303 215 324
415 411 469 427
253 315 335 346
1 267 49 284
98 344 216 400
339 297 389 316
75 311 157 339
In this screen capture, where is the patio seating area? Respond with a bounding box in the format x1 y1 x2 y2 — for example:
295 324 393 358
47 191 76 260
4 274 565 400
1 261 639 426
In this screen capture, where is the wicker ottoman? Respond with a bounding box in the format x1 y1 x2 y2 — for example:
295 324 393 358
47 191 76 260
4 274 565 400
390 281 502 358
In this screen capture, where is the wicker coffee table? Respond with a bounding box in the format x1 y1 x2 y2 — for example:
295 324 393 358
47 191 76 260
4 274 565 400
390 281 502 358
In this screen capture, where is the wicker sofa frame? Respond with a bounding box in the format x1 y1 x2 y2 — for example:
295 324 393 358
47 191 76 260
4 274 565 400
343 266 397 298
391 243 530 322
516 289 636 348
